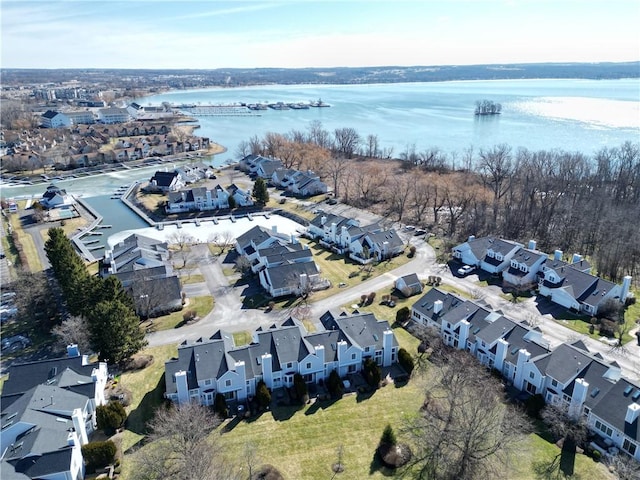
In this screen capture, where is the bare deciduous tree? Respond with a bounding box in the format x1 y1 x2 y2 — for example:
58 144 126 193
404 350 530 480
134 402 239 480
168 231 195 268
52 315 92 354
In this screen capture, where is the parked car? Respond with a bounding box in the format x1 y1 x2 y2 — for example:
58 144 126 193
327 198 338 205
0 306 18 323
1 335 31 352
457 265 475 276
404 225 416 231
414 229 427 236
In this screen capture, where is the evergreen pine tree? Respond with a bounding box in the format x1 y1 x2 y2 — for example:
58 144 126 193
88 300 146 364
252 178 269 205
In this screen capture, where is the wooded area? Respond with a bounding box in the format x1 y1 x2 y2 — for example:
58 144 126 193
241 125 640 282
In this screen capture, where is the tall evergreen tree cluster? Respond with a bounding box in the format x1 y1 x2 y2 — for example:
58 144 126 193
45 228 147 364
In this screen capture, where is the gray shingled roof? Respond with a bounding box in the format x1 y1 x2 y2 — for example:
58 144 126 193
8 448 74 478
411 288 464 327
1 384 91 458
510 247 546 267
263 262 320 291
590 379 640 442
1 356 98 398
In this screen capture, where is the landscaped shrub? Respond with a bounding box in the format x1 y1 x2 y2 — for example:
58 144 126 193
293 373 309 404
326 370 344 398
397 348 414 375
214 393 229 418
362 358 382 388
82 440 116 471
591 449 602 462
96 401 127 435
256 380 271 409
396 307 411 325
524 394 546 418
380 424 397 446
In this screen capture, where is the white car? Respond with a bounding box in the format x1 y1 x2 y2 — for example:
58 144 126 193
457 265 475 276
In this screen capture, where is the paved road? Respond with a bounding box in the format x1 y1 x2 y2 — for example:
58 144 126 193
147 234 640 381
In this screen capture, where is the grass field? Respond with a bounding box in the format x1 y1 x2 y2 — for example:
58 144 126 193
179 273 205 285
116 325 611 480
118 344 178 453
141 296 214 332
7 209 43 272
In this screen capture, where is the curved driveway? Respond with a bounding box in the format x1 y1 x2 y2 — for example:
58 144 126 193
147 238 640 381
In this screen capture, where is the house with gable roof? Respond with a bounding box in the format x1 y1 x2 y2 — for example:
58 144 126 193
100 234 182 316
164 312 399 406
410 288 464 330
148 170 184 192
349 229 405 263
395 273 423 298
307 212 360 251
41 110 70 128
227 184 254 207
251 242 313 274
502 241 548 287
259 260 324 298
408 286 640 462
539 255 632 315
235 225 290 262
452 235 522 274
0 346 108 480
40 184 75 209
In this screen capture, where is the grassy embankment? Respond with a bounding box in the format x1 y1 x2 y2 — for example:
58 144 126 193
116 328 612 480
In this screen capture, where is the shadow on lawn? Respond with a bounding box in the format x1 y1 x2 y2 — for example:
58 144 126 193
304 396 340 416
125 374 166 437
369 450 397 477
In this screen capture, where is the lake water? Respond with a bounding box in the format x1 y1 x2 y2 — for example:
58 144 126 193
137 79 640 160
3 79 638 251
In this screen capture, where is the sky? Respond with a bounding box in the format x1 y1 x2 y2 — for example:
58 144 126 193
1 0 639 69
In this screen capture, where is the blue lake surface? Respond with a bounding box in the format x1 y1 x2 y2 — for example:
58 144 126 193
137 79 640 158
4 79 638 248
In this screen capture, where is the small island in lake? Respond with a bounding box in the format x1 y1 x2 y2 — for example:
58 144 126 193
475 99 502 115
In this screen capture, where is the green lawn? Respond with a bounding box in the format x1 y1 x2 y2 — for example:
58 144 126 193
118 344 178 453
551 291 639 345
340 287 416 324
142 296 214 331
233 330 252 346
214 325 424 480
179 273 205 285
511 430 613 479
8 210 43 272
301 239 411 302
116 324 611 480
239 240 413 311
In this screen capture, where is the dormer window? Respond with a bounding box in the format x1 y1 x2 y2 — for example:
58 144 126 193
487 250 495 258
511 260 518 268
520 265 528 273
495 254 503 261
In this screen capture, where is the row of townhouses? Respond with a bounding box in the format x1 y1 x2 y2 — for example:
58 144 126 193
165 185 254 213
41 103 174 128
164 313 399 405
235 225 328 298
453 236 633 315
306 211 405 264
410 287 640 462
3 121 208 171
0 346 109 480
100 234 183 317
239 155 328 197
